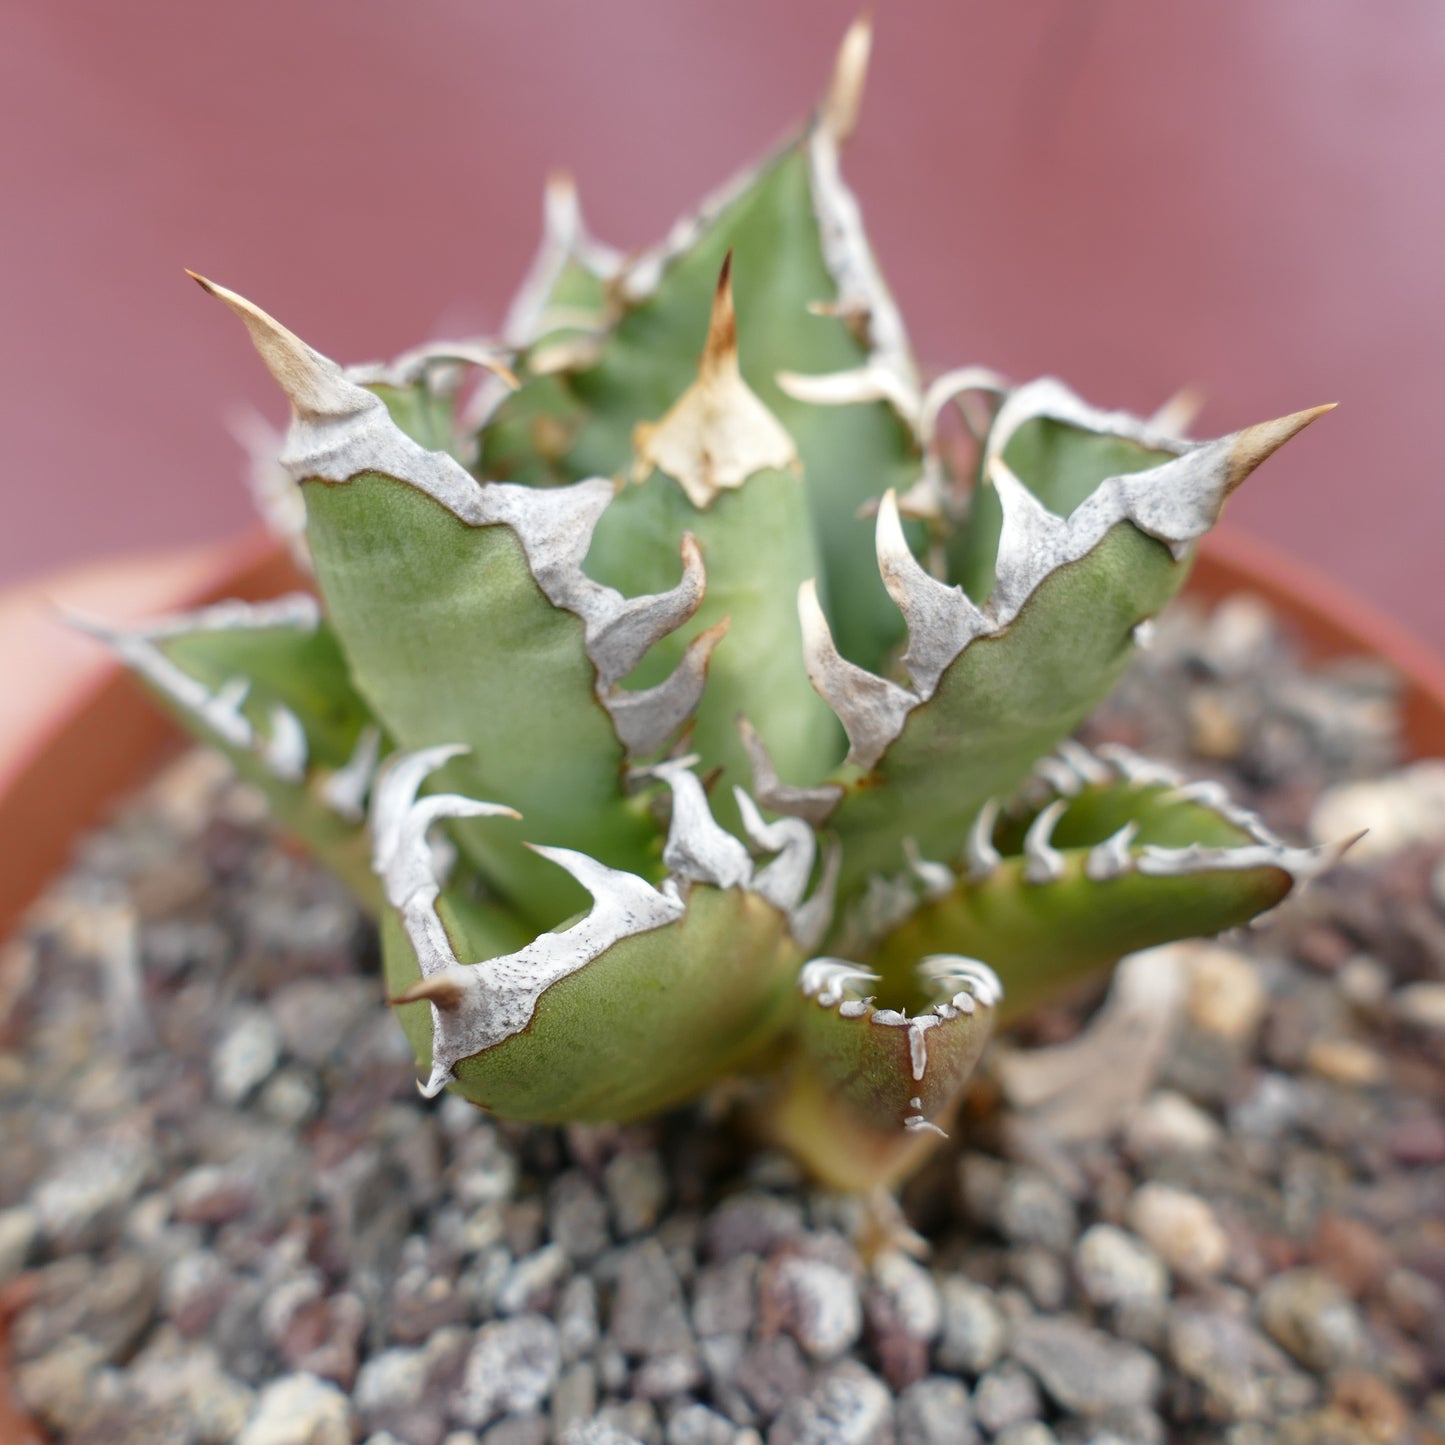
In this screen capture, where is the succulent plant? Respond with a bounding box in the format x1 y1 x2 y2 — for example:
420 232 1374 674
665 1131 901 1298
94 19 1343 1205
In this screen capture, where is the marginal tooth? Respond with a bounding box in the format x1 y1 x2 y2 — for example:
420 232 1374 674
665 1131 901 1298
589 534 708 687
369 744 471 877
776 364 920 426
263 704 309 784
733 788 817 916
633 254 798 508
965 799 1002 881
1136 834 1360 889
988 459 1073 618
1034 756 1082 798
320 725 383 822
903 1111 949 1139
1132 618 1157 650
1055 739 1112 788
799 957 881 1007
388 793 519 911
791 836 842 953
919 365 1009 446
920 955 1004 1010
820 12 873 144
1147 384 1205 439
390 964 478 1013
1095 743 1185 789
875 489 987 696
869 1009 942 1083
737 717 843 825
607 618 728 756
798 579 916 770
646 760 753 890
837 999 872 1019
1022 799 1069 884
1085 822 1139 881
861 873 918 937
903 838 955 900
187 273 361 420
1161 779 1234 811
346 340 518 393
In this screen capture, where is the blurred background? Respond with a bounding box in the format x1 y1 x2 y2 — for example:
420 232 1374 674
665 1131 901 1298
4 0 1443 646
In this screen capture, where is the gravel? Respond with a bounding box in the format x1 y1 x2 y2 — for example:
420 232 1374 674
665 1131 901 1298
2 597 1442 1441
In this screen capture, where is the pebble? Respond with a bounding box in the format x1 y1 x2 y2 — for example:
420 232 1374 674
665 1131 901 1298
1010 1316 1161 1415
605 1151 670 1238
1256 1269 1366 1373
1305 1038 1385 1087
31 1136 149 1249
496 1243 569 1316
768 1360 891 1445
1393 980 1445 1032
1127 1184 1230 1279
762 1254 862 1360
236 1372 354 1445
456 1316 562 1428
609 1240 692 1357
998 1169 1078 1252
974 1362 1043 1433
936 1276 1007 1375
896 1375 978 1445
0 1204 37 1282
550 1172 611 1262
665 1403 737 1445
993 1427 1057 1445
1074 1225 1169 1307
1184 943 1268 1042
1168 1308 1310 1423
211 1006 283 1104
1310 761 1445 858
1123 1090 1223 1156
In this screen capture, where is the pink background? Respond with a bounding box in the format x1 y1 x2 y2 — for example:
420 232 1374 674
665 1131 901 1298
5 1 1443 648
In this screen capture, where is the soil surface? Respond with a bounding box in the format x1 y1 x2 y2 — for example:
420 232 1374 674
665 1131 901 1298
1 594 1443 1445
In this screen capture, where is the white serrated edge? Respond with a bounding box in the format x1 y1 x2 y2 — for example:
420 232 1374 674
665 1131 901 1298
191 275 712 759
319 724 383 823
792 380 1329 774
67 595 354 800
737 716 844 825
374 748 683 1097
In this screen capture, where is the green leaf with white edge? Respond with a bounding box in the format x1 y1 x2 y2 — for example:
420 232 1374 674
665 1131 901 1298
829 523 1181 898
384 881 802 1123
480 54 922 674
85 596 386 908
304 473 660 927
869 767 1341 1023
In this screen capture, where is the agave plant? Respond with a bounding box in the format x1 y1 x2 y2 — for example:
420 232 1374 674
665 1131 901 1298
94 19 1342 1204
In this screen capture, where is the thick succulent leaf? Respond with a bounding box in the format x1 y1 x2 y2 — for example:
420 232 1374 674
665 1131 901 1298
80 596 386 907
193 276 720 928
773 957 1001 1193
585 264 843 811
868 758 1347 1022
374 754 804 1121
812 391 1330 897
304 474 661 926
479 23 921 674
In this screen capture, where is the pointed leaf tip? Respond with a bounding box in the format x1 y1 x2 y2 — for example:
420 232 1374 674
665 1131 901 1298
822 12 874 143
187 272 355 421
1225 402 1337 493
701 252 739 383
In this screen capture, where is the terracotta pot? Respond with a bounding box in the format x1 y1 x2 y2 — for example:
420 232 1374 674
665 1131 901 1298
0 528 1442 1438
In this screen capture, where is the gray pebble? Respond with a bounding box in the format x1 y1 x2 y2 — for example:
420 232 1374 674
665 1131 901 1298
606 1151 670 1238
456 1316 562 1429
993 1427 1058 1445
211 1006 282 1104
610 1239 692 1357
973 1363 1043 1434
667 1403 738 1445
560 1419 647 1445
632 1351 705 1399
1074 1226 1168 1308
998 1170 1077 1252
553 1359 599 1435
0 1204 37 1284
495 1242 569 1316
1167 1307 1310 1423
269 976 373 1065
767 1360 891 1445
480 1416 549 1445
762 1254 862 1360
735 1333 811 1419
895 1375 977 1445
1256 1268 1366 1373
32 1136 149 1250
1008 1245 1068 1312
1010 1316 1161 1416
694 1255 759 1338
236 1371 353 1445
704 1194 805 1262
936 1276 1007 1375
258 1065 322 1126
550 1172 612 1261
557 1273 601 1363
